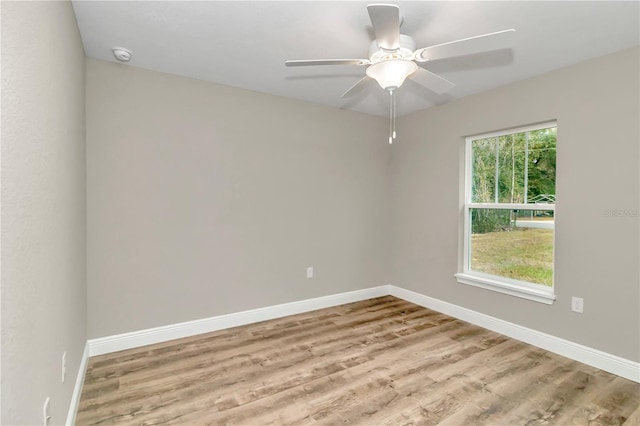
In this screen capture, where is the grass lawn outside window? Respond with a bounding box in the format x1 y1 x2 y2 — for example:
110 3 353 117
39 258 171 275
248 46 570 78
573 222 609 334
470 227 554 287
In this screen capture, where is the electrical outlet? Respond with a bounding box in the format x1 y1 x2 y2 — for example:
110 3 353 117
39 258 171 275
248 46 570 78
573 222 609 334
306 267 313 278
571 296 584 313
62 351 66 383
43 397 50 426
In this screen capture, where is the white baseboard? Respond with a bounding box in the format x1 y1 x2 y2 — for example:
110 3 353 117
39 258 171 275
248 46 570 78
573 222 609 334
66 342 89 426
88 286 389 357
83 284 639 385
388 285 640 383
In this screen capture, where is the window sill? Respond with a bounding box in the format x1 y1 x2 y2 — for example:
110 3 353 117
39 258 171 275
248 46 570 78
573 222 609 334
454 273 556 305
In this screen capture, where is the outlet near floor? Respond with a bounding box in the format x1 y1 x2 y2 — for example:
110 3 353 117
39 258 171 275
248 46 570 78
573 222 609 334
571 296 584 313
43 397 50 426
62 351 66 383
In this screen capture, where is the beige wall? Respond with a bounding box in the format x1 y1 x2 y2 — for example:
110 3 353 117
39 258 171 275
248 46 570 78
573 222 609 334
1 1 87 424
392 47 640 361
86 59 390 338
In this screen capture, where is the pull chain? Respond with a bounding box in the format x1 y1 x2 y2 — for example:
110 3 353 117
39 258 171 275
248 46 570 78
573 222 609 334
392 89 396 140
388 89 398 144
389 89 396 145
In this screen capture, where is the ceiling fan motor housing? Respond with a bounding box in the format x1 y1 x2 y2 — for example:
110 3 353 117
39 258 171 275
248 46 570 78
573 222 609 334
369 34 416 63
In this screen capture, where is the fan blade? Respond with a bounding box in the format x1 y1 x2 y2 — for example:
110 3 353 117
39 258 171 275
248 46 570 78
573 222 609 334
367 4 400 50
285 59 369 67
340 76 372 98
414 29 516 62
408 67 455 94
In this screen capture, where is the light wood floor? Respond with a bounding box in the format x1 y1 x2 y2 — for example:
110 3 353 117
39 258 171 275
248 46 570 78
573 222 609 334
77 296 640 425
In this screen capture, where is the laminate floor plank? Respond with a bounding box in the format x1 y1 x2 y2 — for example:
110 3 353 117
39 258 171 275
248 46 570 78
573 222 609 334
129 321 462 425
76 296 640 425
88 305 440 416
623 406 640 425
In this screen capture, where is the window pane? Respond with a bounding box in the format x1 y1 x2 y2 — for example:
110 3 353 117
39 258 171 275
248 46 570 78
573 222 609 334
471 127 556 204
526 127 556 203
469 208 554 286
471 137 498 203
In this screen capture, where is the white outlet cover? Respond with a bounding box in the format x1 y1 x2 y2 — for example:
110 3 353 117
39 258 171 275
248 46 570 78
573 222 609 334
62 352 66 383
306 267 313 278
43 397 50 426
571 297 584 313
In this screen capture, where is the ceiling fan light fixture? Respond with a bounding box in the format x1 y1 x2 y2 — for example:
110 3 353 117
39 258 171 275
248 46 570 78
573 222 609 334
366 59 418 90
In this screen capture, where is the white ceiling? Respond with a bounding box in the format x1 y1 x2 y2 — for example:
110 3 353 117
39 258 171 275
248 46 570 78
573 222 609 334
72 1 639 117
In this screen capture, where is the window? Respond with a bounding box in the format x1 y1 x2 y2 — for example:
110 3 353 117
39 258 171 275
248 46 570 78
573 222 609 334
455 122 557 304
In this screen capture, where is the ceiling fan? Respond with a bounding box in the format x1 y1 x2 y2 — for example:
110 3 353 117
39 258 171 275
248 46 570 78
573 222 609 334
285 4 515 143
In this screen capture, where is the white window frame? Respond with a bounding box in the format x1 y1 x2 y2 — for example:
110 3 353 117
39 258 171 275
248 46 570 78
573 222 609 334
455 122 557 304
